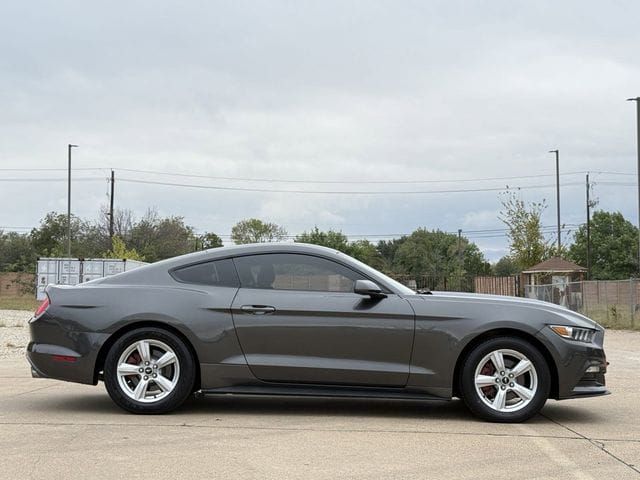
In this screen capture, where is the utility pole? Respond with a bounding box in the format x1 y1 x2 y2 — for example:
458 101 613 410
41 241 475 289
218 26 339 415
67 144 78 258
549 149 561 256
627 97 640 274
109 170 115 239
586 173 591 280
457 229 463 291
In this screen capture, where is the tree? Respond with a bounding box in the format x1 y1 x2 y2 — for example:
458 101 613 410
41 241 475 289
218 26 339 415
200 232 223 249
295 228 386 269
393 228 488 277
499 191 550 271
493 256 519 276
295 227 350 252
463 243 492 276
30 212 76 257
105 236 144 261
377 237 407 272
568 210 638 279
0 231 37 272
348 239 385 270
29 212 108 258
129 209 195 262
231 218 287 244
98 206 135 241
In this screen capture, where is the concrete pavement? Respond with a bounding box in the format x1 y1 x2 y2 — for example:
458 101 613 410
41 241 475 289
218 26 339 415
1 330 639 479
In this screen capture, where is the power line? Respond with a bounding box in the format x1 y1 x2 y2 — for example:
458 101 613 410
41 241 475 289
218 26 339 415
0 165 635 184
588 170 636 176
1 223 582 237
597 181 640 186
190 224 581 240
0 177 107 182
117 177 586 195
113 167 593 185
0 167 106 172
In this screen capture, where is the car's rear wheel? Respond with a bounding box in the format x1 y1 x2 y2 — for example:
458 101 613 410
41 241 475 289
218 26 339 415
459 337 550 422
104 327 195 414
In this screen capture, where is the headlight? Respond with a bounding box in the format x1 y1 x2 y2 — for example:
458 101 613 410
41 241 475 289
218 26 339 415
550 325 595 343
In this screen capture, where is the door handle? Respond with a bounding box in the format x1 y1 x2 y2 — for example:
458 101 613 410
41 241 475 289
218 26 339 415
240 305 276 315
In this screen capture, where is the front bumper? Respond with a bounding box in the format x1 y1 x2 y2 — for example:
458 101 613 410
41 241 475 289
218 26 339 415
536 327 610 400
563 365 609 398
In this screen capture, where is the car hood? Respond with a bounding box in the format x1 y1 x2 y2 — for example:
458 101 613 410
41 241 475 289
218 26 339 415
405 291 602 330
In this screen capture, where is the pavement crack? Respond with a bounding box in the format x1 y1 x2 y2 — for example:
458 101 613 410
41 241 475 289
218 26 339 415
592 438 640 443
6 384 56 398
540 412 640 475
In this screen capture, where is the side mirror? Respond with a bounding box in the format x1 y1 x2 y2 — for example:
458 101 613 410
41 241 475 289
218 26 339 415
354 279 387 299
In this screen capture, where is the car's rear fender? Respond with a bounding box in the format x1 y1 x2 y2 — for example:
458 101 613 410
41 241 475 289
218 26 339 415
92 320 202 388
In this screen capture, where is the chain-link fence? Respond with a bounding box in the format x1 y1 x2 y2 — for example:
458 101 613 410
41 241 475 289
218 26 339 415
390 274 476 293
524 279 639 330
392 274 639 330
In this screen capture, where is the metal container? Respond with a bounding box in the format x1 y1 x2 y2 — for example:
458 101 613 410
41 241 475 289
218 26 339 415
36 257 148 300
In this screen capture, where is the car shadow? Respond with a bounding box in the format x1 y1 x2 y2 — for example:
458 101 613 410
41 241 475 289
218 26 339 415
183 394 475 420
32 391 476 421
27 391 604 425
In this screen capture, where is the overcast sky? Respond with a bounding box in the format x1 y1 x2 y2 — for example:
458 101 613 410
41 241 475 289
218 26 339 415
1 1 639 260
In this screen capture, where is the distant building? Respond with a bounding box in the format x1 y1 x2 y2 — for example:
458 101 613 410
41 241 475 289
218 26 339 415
523 257 587 308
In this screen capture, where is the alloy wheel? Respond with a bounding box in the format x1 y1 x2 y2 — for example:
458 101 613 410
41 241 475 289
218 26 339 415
473 348 538 413
116 339 181 403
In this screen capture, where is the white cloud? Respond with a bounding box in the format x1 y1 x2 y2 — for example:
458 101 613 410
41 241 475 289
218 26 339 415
1 0 638 261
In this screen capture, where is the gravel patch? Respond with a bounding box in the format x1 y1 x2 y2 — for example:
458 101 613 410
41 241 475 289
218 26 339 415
0 310 31 359
0 309 31 327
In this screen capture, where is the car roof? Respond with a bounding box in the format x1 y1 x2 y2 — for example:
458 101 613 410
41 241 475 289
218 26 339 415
96 243 353 284
205 242 343 257
93 242 407 294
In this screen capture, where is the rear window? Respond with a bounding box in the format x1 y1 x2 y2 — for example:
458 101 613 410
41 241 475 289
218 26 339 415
171 258 239 287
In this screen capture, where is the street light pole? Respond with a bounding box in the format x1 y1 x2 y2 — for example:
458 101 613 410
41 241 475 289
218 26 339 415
67 144 78 258
627 97 640 274
549 149 561 256
586 173 591 280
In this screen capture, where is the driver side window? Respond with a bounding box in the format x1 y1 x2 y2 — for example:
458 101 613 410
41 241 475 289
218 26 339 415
233 253 365 293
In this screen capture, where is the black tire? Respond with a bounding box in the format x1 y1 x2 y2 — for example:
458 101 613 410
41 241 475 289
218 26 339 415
459 336 551 423
104 327 196 414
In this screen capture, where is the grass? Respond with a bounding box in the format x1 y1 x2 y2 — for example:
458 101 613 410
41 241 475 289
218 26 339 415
0 296 39 312
580 304 640 331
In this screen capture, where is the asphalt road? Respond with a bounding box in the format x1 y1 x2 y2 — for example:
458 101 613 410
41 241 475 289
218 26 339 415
1 330 639 479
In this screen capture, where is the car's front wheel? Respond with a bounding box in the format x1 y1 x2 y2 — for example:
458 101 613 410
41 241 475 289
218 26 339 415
104 327 196 414
459 337 550 422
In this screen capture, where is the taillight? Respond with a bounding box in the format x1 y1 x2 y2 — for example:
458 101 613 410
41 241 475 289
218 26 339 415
34 296 50 317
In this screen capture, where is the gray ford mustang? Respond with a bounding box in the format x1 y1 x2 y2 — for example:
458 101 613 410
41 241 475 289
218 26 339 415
27 243 608 422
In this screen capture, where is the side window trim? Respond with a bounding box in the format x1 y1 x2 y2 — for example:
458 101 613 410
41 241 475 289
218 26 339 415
169 258 240 287
231 253 390 294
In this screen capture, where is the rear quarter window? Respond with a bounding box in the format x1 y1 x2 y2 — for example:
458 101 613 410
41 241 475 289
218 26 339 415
171 258 239 287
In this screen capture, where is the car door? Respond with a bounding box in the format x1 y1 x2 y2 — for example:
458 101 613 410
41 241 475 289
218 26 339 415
230 253 415 387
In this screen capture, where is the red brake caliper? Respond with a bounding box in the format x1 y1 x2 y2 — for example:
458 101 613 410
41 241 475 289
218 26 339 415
480 362 496 399
126 353 141 373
